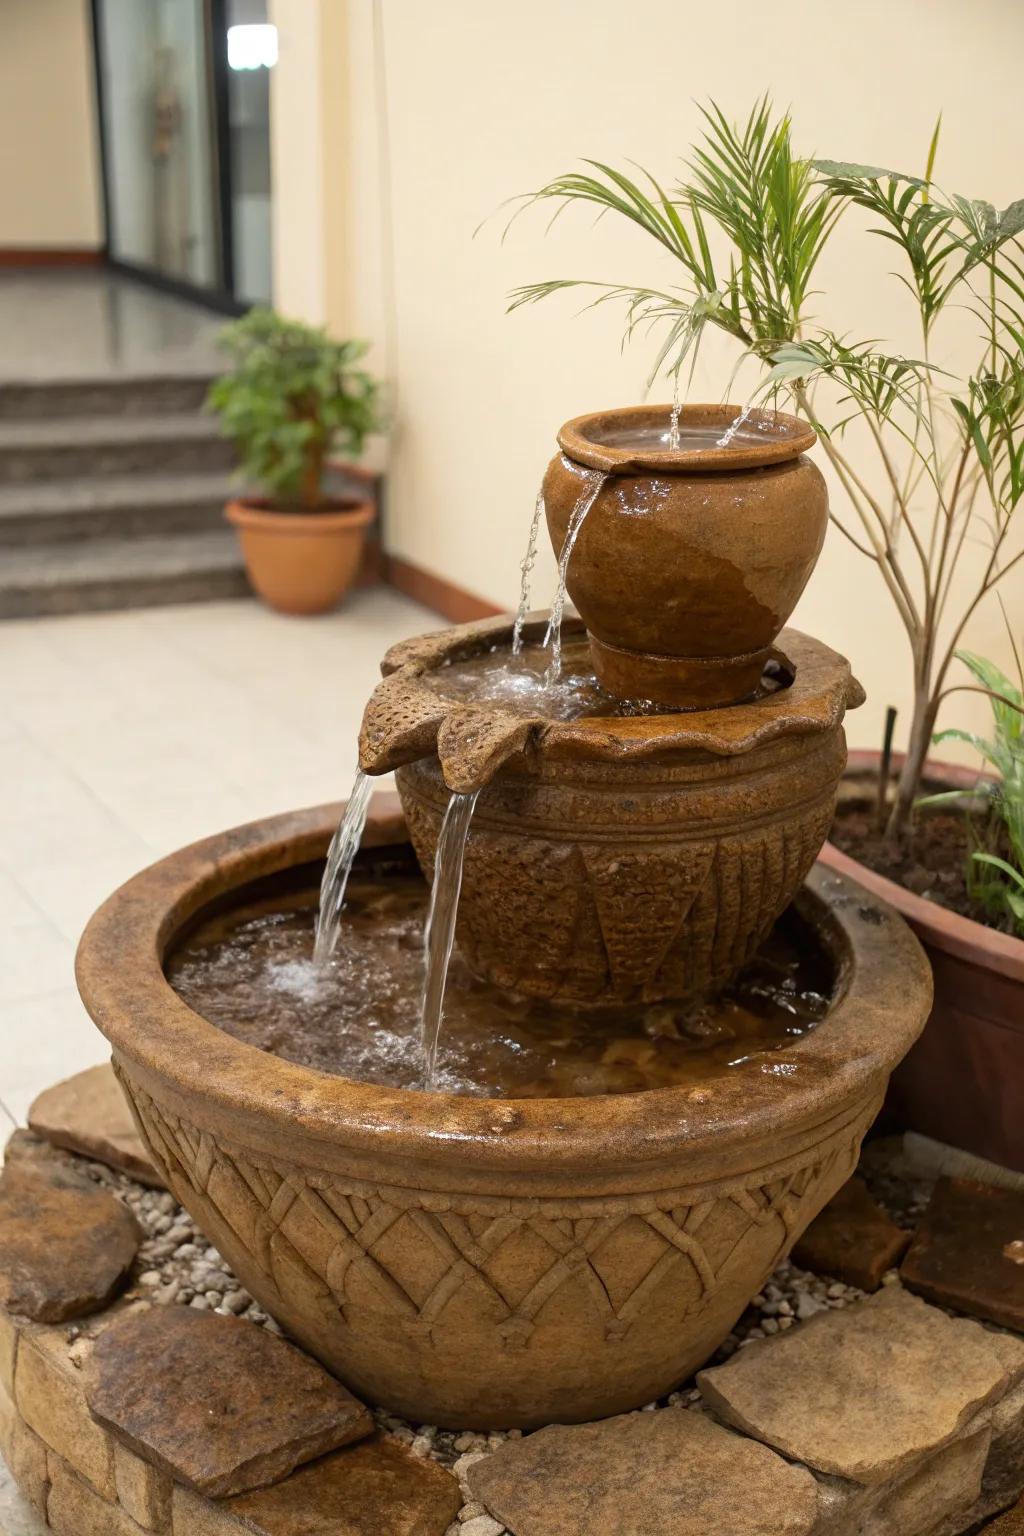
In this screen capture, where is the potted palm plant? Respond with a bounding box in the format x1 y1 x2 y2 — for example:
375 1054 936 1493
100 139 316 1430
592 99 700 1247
509 100 1024 1167
208 309 382 615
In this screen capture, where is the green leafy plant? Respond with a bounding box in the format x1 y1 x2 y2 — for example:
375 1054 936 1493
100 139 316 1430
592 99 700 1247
206 309 381 510
509 100 1024 842
919 643 1024 932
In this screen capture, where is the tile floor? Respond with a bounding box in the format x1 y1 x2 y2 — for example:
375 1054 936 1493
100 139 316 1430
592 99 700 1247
0 588 438 1129
0 269 224 380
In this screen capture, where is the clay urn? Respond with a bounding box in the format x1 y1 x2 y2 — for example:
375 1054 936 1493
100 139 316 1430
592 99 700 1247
543 404 827 707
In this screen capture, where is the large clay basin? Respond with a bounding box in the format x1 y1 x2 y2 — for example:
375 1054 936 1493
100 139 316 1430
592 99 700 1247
544 404 827 707
76 801 930 1429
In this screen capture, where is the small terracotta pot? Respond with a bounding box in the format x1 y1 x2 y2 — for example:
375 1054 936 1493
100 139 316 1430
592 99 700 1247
226 497 374 616
543 404 826 707
821 751 1024 1172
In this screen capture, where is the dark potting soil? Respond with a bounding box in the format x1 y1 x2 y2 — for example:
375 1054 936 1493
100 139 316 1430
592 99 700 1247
830 800 998 928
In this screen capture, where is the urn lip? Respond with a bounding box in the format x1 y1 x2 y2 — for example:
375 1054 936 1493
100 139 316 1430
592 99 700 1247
558 403 818 475
77 800 932 1195
359 616 865 792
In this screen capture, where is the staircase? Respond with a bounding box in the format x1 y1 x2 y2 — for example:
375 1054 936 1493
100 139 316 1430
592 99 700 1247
0 373 250 619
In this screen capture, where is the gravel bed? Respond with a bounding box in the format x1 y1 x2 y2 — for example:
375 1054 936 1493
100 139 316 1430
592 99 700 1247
72 1145 912 1535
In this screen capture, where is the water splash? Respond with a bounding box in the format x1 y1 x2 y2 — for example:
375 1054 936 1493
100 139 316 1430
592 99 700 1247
420 789 479 1088
542 462 606 678
716 402 757 449
511 489 546 655
313 768 374 965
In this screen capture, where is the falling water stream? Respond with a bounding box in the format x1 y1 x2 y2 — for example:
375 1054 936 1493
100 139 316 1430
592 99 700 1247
419 790 480 1088
511 489 546 655
716 401 758 449
313 768 374 965
668 375 682 449
542 462 607 678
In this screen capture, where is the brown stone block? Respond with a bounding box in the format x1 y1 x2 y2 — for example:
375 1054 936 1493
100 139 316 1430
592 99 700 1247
0 1303 18 1397
468 1408 820 1536
698 1289 1018 1486
791 1176 911 1291
86 1306 373 1500
28 1063 164 1188
15 1326 115 1499
0 1140 140 1323
0 1382 50 1512
172 1434 462 1536
47 1454 149 1536
985 1496 1024 1531
902 1178 1024 1332
114 1441 173 1533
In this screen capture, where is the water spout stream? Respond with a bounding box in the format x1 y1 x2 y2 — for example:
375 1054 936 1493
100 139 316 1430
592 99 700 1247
419 789 479 1088
313 768 374 965
542 463 606 678
716 401 757 449
511 490 546 655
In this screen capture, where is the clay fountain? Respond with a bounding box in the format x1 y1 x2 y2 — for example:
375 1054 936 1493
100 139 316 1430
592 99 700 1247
76 403 932 1430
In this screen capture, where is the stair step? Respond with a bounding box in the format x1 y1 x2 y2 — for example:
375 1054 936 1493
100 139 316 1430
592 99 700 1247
0 471 235 545
0 373 216 421
0 530 249 619
0 413 235 483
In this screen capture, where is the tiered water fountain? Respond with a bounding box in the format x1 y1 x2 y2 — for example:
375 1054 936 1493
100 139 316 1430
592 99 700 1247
77 403 932 1429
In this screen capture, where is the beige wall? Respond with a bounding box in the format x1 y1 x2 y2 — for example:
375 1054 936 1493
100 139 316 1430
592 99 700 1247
292 0 1024 758
0 0 103 249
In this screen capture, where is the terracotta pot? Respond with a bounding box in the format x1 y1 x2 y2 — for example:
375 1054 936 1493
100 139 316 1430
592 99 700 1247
821 752 1024 1173
543 404 827 707
76 800 930 1428
226 497 374 615
361 616 863 1005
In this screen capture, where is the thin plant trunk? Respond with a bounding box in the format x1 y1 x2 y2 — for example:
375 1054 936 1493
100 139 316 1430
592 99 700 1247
886 676 939 840
301 441 324 510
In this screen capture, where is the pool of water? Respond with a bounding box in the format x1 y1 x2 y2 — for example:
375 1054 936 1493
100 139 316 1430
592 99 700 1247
166 855 832 1098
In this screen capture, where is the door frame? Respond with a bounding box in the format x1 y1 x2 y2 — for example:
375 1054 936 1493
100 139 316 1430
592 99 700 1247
88 0 248 314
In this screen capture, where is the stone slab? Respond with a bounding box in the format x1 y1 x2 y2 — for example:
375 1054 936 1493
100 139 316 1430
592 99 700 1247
467 1407 820 1536
791 1176 911 1291
1 1382 50 1513
171 1434 463 1535
902 1178 1024 1332
16 1325 116 1500
47 1455 150 1536
934 1378 1024 1535
28 1065 164 1189
113 1440 173 1532
984 1496 1024 1532
0 1142 140 1323
0 1303 18 1396
86 1305 373 1498
697 1288 1021 1485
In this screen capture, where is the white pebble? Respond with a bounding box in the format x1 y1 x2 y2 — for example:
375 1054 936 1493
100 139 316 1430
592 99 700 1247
459 1518 504 1536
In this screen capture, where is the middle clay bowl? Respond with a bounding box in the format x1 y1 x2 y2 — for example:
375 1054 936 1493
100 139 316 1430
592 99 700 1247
544 403 827 707
360 617 864 1006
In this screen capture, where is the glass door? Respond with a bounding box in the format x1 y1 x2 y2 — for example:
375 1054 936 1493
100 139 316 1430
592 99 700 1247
95 0 221 292
224 0 274 304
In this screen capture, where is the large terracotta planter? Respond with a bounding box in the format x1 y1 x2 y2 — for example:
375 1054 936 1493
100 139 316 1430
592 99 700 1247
360 616 863 1006
821 751 1024 1173
543 405 827 707
76 800 930 1428
226 496 373 615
